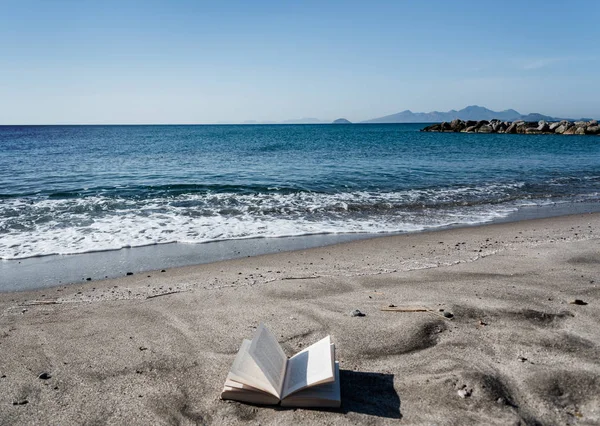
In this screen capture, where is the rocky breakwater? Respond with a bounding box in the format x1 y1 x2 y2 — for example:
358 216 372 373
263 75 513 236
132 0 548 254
421 119 600 135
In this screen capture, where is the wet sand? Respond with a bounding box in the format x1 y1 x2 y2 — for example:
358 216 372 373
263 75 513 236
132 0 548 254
1 213 599 425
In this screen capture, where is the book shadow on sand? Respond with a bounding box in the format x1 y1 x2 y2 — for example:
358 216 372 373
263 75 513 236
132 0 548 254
271 370 401 419
338 370 401 419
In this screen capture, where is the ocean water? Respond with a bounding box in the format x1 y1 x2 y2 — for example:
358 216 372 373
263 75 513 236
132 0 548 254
1 124 600 261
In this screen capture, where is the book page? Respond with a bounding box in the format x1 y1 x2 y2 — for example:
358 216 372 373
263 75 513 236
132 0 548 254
281 336 334 398
280 361 341 408
247 324 288 398
228 339 280 396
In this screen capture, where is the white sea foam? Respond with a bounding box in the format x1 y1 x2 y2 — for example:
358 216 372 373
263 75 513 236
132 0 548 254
0 186 525 259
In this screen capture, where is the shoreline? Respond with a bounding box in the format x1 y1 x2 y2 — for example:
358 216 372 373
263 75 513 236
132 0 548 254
1 210 599 424
2 200 600 293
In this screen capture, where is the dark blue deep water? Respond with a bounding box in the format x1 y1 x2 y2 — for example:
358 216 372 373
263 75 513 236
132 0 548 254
1 124 599 259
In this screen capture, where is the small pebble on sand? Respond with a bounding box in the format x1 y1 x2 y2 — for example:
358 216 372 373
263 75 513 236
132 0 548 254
38 372 51 380
457 388 472 398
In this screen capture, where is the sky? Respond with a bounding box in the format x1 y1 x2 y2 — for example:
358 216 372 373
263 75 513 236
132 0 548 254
1 0 599 124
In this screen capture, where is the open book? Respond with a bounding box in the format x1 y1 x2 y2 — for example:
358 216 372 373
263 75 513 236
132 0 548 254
220 324 341 408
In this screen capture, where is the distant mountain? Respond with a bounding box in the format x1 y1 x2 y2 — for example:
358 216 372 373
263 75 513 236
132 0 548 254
363 106 558 123
281 117 324 124
518 113 556 122
332 118 352 124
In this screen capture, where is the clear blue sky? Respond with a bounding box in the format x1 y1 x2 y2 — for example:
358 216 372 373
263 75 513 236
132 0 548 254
1 0 598 124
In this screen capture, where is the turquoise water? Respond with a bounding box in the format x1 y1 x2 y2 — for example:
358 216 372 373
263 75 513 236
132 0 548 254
1 124 599 260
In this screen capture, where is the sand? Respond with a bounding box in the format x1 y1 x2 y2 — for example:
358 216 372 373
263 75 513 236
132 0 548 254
1 213 599 425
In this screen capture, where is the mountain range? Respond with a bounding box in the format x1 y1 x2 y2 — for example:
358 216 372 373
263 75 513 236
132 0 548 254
243 106 593 125
362 106 561 123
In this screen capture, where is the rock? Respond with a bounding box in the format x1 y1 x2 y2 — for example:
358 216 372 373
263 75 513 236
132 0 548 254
549 122 561 131
516 123 528 134
457 388 472 398
38 372 51 380
351 309 366 317
86 277 92 281
570 299 588 305
450 119 464 130
537 120 549 132
443 311 454 319
518 356 527 362
126 272 133 276
554 124 567 134
420 118 596 135
586 126 600 135
422 123 442 132
450 118 464 129
505 122 518 134
161 269 166 272
474 120 489 129
525 128 542 134
563 126 577 135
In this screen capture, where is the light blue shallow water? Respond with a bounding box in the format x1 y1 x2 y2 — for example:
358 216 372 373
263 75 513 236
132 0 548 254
1 124 599 260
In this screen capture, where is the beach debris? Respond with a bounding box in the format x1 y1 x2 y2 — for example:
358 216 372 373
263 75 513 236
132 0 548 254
86 277 92 281
139 346 148 351
569 299 588 305
388 304 396 308
381 306 454 320
518 356 528 363
20 300 61 306
145 290 185 299
126 272 134 276
382 306 428 312
161 269 166 273
351 309 366 317
38 372 52 380
478 320 488 326
12 399 28 406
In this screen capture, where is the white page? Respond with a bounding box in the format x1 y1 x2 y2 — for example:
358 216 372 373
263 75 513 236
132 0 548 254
280 361 341 408
228 339 280 396
247 324 288 398
281 336 334 398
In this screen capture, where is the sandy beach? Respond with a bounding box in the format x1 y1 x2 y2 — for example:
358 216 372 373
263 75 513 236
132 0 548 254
1 213 599 425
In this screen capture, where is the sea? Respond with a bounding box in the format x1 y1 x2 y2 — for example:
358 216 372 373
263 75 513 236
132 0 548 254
1 124 600 290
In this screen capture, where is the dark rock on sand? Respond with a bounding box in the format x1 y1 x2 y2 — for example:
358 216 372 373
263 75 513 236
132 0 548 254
351 309 366 317
38 371 52 380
